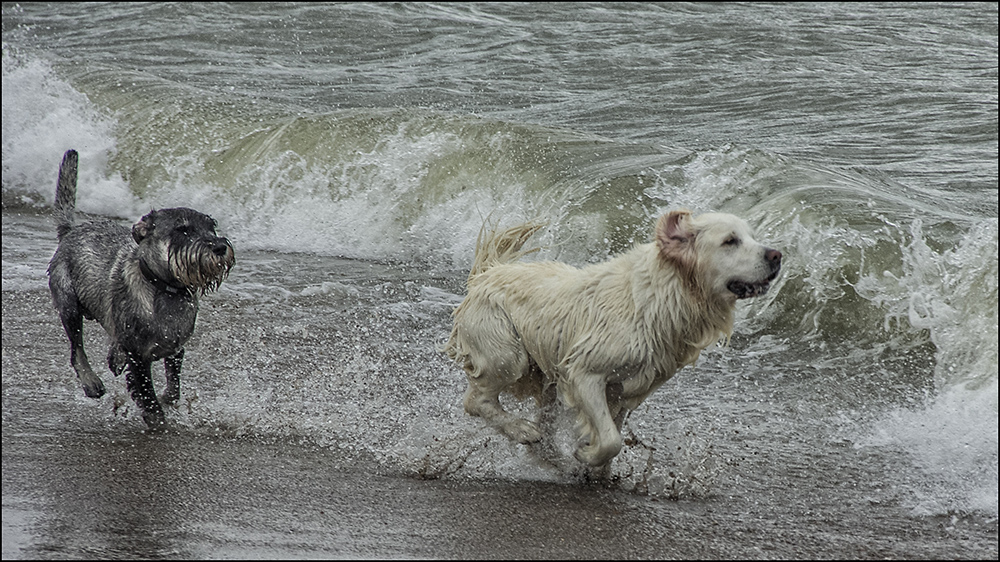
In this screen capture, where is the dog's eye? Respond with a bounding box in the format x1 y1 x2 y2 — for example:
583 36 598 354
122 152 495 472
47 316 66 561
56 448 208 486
723 237 740 247
175 226 190 236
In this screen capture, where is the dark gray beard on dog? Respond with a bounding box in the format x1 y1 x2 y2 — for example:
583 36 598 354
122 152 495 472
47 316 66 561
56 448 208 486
168 242 234 295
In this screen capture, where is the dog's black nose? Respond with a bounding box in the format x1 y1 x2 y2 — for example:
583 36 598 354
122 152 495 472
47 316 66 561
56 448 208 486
212 241 231 257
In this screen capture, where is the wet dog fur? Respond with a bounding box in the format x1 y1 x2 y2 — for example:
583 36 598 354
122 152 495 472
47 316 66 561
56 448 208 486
47 149 235 429
444 210 781 467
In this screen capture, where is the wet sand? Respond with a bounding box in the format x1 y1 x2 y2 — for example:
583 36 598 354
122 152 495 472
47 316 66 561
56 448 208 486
4 408 994 560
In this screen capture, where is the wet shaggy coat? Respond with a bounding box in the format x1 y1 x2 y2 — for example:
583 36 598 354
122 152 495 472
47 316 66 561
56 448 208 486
445 209 781 467
47 149 235 428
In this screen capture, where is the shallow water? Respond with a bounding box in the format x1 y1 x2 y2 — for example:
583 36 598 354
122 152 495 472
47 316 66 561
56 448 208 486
4 210 996 559
3 2 997 558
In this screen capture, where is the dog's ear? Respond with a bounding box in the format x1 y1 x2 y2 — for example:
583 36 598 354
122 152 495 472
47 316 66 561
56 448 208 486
656 209 703 296
132 211 156 244
656 209 696 265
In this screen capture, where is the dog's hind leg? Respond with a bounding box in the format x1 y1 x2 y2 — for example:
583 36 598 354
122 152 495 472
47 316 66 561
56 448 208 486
462 345 542 444
161 349 184 406
51 297 106 398
452 302 542 443
464 374 543 444
124 358 166 429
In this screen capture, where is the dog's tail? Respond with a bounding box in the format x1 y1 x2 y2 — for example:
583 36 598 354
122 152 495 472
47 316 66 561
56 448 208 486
54 149 79 240
467 221 545 283
442 220 544 362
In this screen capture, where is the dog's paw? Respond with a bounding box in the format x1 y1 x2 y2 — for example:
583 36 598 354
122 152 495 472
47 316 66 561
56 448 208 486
573 445 607 467
141 411 170 432
80 374 106 399
574 438 623 467
502 418 543 444
107 346 127 376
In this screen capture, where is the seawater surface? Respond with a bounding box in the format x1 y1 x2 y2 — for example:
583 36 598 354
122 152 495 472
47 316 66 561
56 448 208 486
3 3 997 558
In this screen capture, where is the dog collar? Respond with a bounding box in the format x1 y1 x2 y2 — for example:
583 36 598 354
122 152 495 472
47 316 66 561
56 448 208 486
139 260 190 296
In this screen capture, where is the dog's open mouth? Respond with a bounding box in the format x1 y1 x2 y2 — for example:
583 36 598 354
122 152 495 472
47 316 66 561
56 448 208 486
728 269 780 300
727 279 771 299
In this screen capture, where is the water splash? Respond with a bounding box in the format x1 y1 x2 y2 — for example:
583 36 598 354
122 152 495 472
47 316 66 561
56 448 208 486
1 49 137 215
859 218 998 516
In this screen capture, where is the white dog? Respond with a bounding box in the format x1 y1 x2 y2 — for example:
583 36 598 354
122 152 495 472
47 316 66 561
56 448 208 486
444 209 782 467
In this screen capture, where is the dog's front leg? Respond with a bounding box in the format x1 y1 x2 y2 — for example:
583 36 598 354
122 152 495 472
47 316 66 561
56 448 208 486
605 381 627 430
124 357 166 430
568 372 623 467
161 349 184 406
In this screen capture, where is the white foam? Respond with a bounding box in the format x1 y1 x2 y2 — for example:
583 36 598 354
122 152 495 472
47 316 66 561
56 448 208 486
860 218 999 517
866 381 998 516
1 53 141 217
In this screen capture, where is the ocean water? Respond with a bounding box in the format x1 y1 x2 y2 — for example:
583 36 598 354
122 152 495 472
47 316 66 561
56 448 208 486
2 2 997 554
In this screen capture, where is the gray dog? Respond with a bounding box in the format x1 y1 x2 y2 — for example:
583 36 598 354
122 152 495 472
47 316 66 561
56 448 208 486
47 149 235 429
